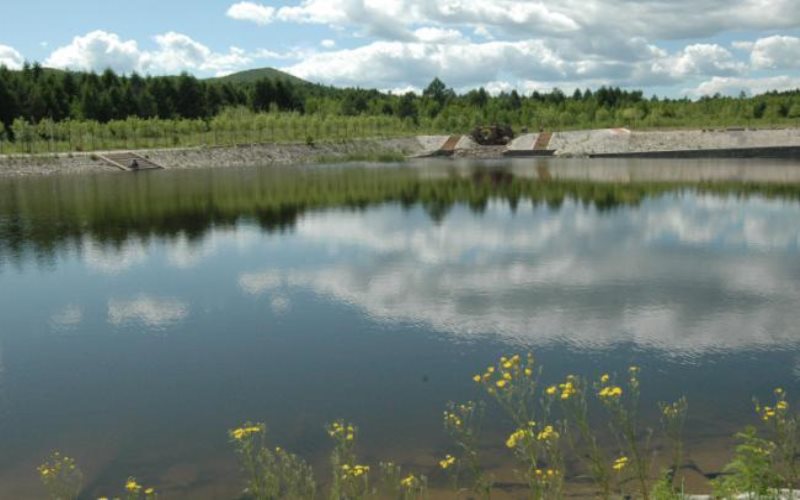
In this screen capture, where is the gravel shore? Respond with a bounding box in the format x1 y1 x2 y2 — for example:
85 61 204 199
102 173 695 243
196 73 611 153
2 128 800 178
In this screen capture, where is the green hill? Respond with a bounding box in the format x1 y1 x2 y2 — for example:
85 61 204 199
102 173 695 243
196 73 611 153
210 67 309 86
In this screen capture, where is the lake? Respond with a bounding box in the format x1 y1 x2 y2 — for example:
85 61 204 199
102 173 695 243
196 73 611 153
1 158 800 498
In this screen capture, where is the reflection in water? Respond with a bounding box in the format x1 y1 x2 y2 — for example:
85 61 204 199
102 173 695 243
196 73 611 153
107 296 190 328
234 196 800 355
50 304 83 328
3 159 800 269
1 159 800 497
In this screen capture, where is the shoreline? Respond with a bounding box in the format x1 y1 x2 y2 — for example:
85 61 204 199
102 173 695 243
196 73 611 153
2 127 800 178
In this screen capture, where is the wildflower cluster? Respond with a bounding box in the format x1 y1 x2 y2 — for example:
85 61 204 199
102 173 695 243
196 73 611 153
38 451 83 500
659 397 689 492
400 474 419 488
756 395 789 423
546 375 578 400
341 464 370 479
231 424 264 441
506 423 535 449
533 468 560 479
443 410 463 430
612 456 629 472
438 455 456 470
598 386 623 399
125 478 142 493
229 421 316 500
474 353 534 393
441 401 490 496
328 421 356 441
536 425 559 442
122 477 157 499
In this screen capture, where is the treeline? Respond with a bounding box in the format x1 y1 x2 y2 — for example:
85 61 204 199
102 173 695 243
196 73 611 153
2 63 800 148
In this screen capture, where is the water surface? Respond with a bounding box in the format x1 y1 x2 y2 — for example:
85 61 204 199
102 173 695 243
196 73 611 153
1 158 800 498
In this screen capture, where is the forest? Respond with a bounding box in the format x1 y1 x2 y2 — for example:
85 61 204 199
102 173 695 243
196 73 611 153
1 62 800 154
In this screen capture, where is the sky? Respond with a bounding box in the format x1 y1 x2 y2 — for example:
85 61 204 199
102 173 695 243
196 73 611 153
1 0 800 97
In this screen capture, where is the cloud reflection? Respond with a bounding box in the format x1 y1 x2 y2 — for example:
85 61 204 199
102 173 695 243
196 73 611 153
108 295 189 328
239 195 800 355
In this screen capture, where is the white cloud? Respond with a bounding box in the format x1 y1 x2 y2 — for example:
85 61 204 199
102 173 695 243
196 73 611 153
43 30 276 76
650 43 746 80
283 37 753 91
284 39 569 88
0 44 24 69
144 32 252 75
413 27 467 45
749 35 800 70
688 75 800 97
321 39 336 49
226 1 276 25
235 0 800 41
45 31 141 73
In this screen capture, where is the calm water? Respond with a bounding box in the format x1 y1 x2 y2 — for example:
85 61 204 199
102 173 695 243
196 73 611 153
1 158 800 498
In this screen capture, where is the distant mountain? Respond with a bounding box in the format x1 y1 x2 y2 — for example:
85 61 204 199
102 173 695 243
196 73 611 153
210 68 309 86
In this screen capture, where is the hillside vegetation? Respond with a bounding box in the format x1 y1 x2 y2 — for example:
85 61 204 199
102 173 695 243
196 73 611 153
1 63 800 154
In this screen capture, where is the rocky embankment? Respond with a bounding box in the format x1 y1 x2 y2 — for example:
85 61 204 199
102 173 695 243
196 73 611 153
2 128 800 177
0 137 428 177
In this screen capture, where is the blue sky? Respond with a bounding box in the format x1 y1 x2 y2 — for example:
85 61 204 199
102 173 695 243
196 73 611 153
1 0 800 97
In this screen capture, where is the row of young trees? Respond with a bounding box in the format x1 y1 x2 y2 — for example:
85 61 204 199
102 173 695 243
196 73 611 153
2 63 800 151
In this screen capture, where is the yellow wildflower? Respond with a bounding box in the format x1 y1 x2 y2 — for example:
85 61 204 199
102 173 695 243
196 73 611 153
496 379 508 389
524 368 533 377
560 380 577 400
145 487 155 495
502 361 513 370
125 479 142 493
400 474 417 488
599 386 623 399
487 366 495 374
600 374 610 384
777 401 789 411
506 428 531 448
439 455 456 469
546 385 557 396
473 375 482 383
537 425 559 441
503 372 512 381
613 456 628 471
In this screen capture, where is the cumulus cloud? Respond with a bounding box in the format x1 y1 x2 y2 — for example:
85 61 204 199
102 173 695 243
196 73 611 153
0 44 24 69
749 35 800 70
45 31 141 73
231 0 800 40
43 30 272 76
321 39 336 49
651 44 746 80
283 37 751 91
215 0 800 95
688 75 800 97
226 1 276 25
284 39 569 89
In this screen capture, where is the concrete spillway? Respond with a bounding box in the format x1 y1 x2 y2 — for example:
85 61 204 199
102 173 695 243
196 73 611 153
419 128 800 159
